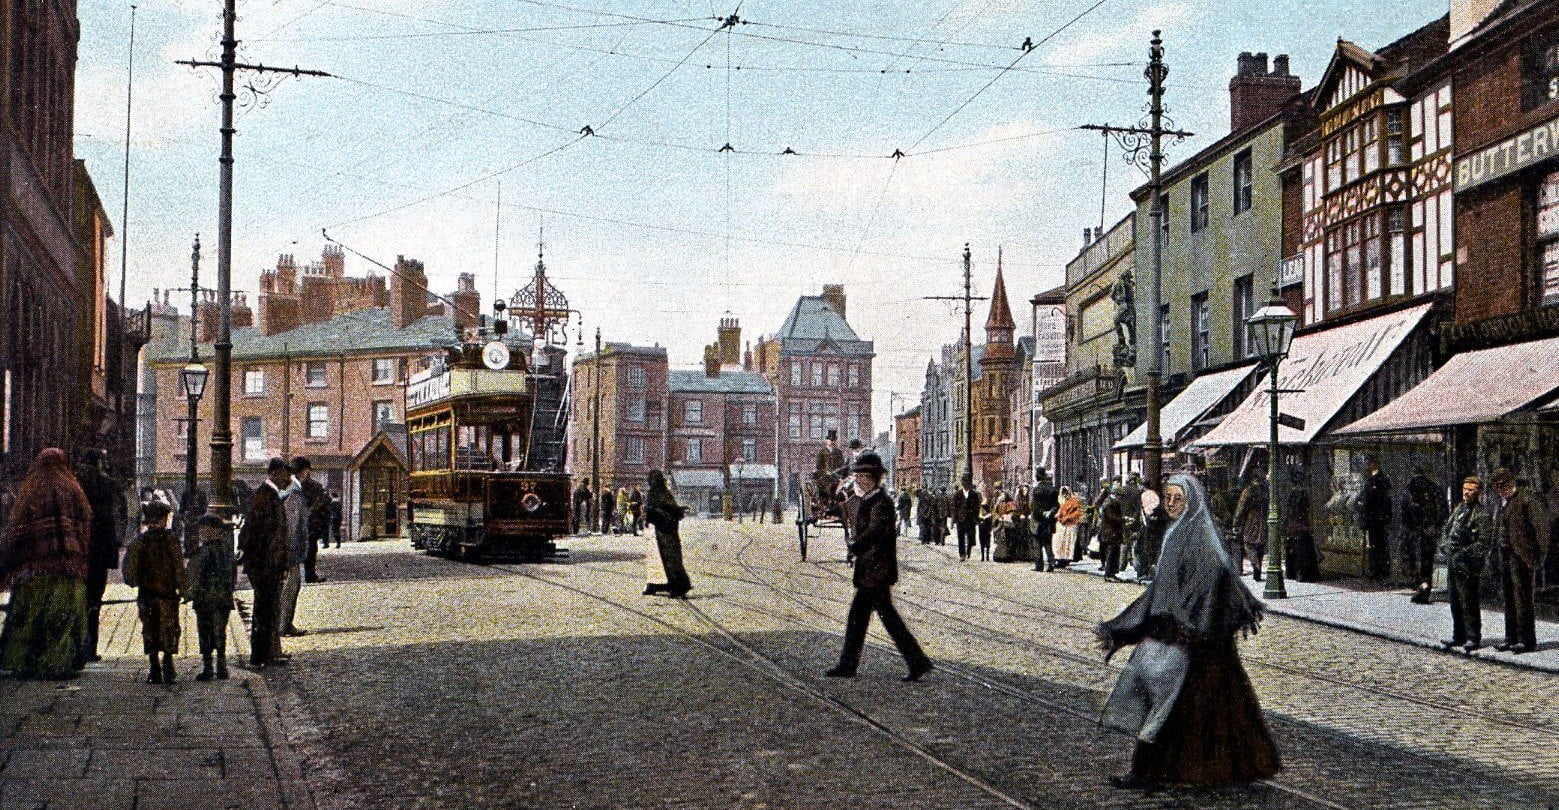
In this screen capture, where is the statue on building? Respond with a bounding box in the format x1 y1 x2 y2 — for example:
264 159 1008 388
1111 267 1136 369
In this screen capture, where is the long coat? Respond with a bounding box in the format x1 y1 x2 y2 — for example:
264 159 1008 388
951 487 981 525
239 483 289 582
1360 471 1393 529
76 467 121 570
844 487 899 590
1498 487 1548 569
1233 480 1269 551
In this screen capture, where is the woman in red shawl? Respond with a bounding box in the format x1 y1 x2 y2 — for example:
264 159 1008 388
0 448 93 679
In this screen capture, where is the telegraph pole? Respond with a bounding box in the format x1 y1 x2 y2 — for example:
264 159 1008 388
177 0 330 517
1080 31 1192 493
925 244 986 484
592 327 602 534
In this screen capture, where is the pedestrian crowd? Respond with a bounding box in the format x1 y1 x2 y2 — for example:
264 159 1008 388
0 446 347 682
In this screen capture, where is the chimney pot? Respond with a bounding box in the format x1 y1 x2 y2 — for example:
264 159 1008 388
1272 54 1290 76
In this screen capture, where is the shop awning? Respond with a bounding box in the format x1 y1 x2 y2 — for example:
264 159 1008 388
728 464 777 480
1192 303 1432 447
1334 334 1559 434
672 469 725 489
1114 363 1257 450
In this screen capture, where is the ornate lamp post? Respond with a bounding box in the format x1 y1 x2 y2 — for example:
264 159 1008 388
179 359 209 533
1246 290 1298 599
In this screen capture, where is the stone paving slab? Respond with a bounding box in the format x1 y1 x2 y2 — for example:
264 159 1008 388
0 583 314 810
1061 556 1559 672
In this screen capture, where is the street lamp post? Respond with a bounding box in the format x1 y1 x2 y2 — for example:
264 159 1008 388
180 360 209 538
1246 290 1298 599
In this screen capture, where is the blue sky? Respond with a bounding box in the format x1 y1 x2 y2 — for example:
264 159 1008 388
73 0 1448 431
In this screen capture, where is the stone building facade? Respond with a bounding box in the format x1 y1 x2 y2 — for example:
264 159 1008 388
918 349 955 493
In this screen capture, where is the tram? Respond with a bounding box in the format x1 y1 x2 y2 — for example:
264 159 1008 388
405 340 572 560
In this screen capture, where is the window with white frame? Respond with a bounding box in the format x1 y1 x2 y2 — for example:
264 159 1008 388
243 369 265 395
790 361 801 387
685 438 702 463
848 363 860 387
628 396 646 423
372 358 396 384
788 413 801 439
741 403 756 425
626 364 646 390
683 399 702 423
1232 274 1254 358
827 364 840 387
1190 292 1210 371
241 417 265 461
1385 109 1404 165
307 403 329 438
305 362 327 387
811 363 823 387
625 436 645 464
741 438 756 461
1189 173 1210 232
373 400 394 428
1232 149 1253 215
1387 207 1410 297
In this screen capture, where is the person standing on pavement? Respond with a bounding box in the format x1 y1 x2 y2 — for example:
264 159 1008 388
1095 483 1126 581
1031 470 1059 572
186 514 235 681
1053 486 1084 568
616 487 631 534
1440 475 1494 653
328 489 344 548
1360 455 1394 582
629 484 644 535
896 487 913 536
979 482 1002 562
990 484 1015 562
572 479 593 535
289 458 328 584
1491 468 1546 655
1097 473 1278 789
600 483 617 535
279 462 312 638
826 452 933 682
123 501 187 684
1401 466 1445 603
951 473 981 562
643 470 692 598
0 448 93 680
1012 484 1032 562
1284 468 1320 583
1231 471 1270 581
239 458 292 667
74 448 121 664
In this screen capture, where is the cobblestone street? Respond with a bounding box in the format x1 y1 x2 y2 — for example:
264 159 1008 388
239 518 1559 810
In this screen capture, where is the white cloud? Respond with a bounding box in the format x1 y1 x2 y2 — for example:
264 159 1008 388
1046 1 1192 65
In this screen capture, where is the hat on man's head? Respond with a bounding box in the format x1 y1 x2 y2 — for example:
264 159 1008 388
826 429 838 441
267 457 290 474
141 501 172 523
960 472 973 485
848 439 863 450
1490 468 1516 487
851 451 887 476
290 455 312 473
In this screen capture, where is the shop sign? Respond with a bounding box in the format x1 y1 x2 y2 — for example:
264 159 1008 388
1455 115 1559 192
1544 241 1559 307
406 371 451 408
1035 304 1067 363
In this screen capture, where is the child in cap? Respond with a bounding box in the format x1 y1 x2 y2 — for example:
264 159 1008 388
123 501 187 683
185 514 235 680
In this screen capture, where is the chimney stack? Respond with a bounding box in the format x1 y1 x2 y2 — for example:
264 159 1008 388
704 344 721 379
821 284 846 321
232 293 254 330
257 256 302 336
1229 51 1301 133
195 290 220 344
743 342 753 372
452 272 481 334
717 317 741 368
390 255 429 329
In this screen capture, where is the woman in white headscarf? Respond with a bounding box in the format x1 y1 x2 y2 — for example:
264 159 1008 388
1096 473 1279 789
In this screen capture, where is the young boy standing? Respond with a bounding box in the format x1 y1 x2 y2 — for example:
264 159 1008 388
124 502 187 683
186 514 235 680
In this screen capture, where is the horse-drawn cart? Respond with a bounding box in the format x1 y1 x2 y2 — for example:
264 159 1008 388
795 477 851 561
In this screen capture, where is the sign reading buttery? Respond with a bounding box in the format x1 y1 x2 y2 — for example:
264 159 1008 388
1455 115 1559 192
406 370 452 409
1191 303 1431 446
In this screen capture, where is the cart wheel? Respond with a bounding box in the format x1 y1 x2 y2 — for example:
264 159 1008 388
797 522 809 561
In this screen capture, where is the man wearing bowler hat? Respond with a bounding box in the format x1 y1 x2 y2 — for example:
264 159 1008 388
826 451 933 682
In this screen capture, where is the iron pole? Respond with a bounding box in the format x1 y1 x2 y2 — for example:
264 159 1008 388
207 0 236 517
1142 30 1166 494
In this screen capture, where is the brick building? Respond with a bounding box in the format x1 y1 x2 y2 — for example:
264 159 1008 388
753 286 874 505
667 355 776 515
1 1 88 474
147 250 482 499
893 405 921 491
568 342 669 494
966 257 1019 489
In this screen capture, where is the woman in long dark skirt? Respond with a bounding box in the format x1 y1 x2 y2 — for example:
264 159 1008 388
0 449 93 680
642 471 692 598
1096 473 1280 789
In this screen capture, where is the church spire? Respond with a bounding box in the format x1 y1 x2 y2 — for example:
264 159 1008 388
984 246 1015 345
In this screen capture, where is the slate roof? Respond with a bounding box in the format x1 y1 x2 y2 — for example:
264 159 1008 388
148 307 516 364
668 369 774 395
773 296 873 357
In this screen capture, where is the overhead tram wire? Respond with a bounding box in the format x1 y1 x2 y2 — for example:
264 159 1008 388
250 17 709 42
906 0 1115 152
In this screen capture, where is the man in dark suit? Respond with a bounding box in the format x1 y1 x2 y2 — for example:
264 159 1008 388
240 458 294 666
1492 468 1546 654
294 457 329 584
1360 455 1394 581
826 452 932 682
1030 469 1059 571
75 449 122 663
951 473 981 562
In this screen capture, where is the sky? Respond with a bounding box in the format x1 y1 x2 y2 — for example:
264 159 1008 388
73 0 1449 432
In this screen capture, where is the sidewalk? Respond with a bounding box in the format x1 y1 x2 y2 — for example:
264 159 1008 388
0 582 314 810
1061 557 1559 674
